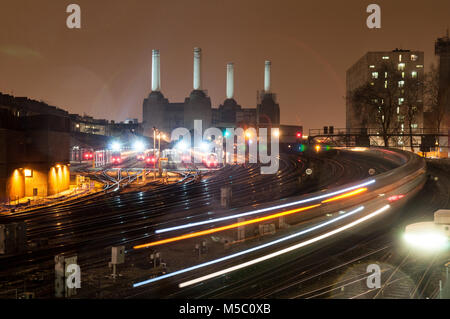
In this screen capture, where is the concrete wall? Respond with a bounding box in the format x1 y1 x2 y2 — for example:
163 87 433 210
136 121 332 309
5 169 25 201
47 164 70 196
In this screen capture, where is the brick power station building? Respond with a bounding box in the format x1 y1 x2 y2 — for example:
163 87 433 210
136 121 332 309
142 48 281 136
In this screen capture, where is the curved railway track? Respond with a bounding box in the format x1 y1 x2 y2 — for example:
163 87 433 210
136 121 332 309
0 150 401 298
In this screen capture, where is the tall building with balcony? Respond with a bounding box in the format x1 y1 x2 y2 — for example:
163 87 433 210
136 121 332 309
346 49 425 132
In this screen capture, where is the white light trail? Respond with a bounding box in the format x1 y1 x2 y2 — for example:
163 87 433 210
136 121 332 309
133 206 365 288
155 180 375 234
178 204 390 288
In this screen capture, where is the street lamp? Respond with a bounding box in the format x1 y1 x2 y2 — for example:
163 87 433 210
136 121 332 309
153 127 157 158
272 129 280 138
111 141 121 152
403 224 448 251
403 210 450 252
133 140 145 152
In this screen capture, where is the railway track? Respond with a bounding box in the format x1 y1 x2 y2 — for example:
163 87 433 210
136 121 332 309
0 150 402 298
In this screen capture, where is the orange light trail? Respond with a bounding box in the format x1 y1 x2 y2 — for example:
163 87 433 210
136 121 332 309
321 188 367 203
133 204 321 249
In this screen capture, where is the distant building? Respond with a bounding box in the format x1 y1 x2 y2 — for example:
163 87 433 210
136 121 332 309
346 49 425 132
435 31 450 131
70 114 109 135
142 48 280 137
0 93 69 118
69 114 143 137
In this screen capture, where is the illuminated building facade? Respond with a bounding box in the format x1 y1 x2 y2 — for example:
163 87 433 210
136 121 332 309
346 49 425 131
0 110 70 202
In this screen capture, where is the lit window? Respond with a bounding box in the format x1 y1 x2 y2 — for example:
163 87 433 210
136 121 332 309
369 65 375 69
416 65 424 68
397 107 400 114
412 124 418 129
402 72 405 78
398 80 405 88
411 71 417 78
399 98 404 105
24 169 33 177
385 72 388 78
372 72 378 79
399 54 402 62
384 81 388 88
411 54 418 61
398 63 405 71
382 56 390 60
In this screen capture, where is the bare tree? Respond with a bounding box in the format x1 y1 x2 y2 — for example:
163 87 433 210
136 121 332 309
403 76 423 151
424 63 444 134
351 62 403 147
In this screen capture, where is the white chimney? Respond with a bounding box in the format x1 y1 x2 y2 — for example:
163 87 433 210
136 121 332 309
193 47 202 90
264 60 271 92
226 62 234 99
151 49 160 92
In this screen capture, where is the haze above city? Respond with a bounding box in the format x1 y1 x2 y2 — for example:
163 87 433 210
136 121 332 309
1 0 449 132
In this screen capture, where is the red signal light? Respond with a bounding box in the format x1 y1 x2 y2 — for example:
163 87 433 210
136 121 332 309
296 132 302 138
84 152 94 159
387 194 405 202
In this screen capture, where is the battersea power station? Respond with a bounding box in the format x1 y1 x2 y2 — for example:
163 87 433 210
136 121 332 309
142 48 281 136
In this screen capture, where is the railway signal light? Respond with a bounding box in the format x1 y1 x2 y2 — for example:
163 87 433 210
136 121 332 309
146 156 156 164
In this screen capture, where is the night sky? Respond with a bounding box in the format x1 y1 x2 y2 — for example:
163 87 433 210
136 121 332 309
1 0 449 132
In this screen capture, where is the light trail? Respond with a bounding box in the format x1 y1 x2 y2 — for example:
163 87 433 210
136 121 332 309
133 204 321 249
178 205 390 288
133 206 365 288
155 180 376 234
321 188 367 203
